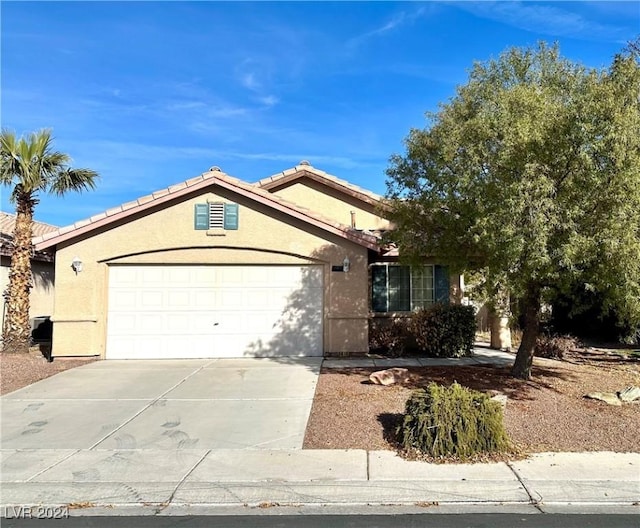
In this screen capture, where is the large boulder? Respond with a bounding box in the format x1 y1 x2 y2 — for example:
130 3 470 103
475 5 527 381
585 392 622 406
369 368 410 386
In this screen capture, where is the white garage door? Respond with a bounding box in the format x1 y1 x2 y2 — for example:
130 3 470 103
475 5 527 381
106 265 323 359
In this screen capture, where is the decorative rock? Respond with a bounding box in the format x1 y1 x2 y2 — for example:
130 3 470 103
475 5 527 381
369 368 410 386
585 392 622 406
618 386 640 403
490 394 508 409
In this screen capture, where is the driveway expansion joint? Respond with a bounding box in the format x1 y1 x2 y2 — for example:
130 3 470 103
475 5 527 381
88 363 211 449
23 449 82 483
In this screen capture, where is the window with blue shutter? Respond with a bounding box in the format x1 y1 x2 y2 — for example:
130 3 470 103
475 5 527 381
223 203 239 230
194 203 209 230
371 264 447 312
194 202 239 230
372 266 388 312
434 265 450 304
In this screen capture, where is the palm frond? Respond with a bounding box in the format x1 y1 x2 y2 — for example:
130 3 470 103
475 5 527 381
0 129 21 187
49 168 99 196
1 128 98 198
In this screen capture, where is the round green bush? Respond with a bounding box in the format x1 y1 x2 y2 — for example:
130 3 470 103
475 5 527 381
410 304 476 358
398 382 512 459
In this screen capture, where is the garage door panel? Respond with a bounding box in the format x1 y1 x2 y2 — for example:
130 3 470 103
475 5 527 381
108 291 137 310
139 267 164 284
166 267 192 284
107 265 323 359
140 290 163 308
108 313 137 333
166 290 191 307
217 289 244 308
304 269 323 289
193 289 215 308
217 267 244 285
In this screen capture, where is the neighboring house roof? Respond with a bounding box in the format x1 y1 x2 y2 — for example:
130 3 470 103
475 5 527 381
1 212 58 238
256 161 385 208
32 167 381 252
0 212 58 261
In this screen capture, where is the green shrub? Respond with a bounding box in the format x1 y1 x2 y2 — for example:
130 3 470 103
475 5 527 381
398 382 511 459
369 318 409 356
410 304 476 357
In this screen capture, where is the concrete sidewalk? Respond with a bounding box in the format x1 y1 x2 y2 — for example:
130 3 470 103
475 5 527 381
323 347 517 368
1 449 638 515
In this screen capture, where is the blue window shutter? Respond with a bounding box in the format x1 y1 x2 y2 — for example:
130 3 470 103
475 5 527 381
224 203 239 230
194 203 209 230
434 265 450 304
371 266 388 312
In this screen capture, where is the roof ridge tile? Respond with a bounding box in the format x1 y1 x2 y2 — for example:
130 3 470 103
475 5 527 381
256 164 383 202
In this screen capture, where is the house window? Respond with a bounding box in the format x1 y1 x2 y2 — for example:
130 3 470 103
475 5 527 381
371 264 449 313
194 203 239 230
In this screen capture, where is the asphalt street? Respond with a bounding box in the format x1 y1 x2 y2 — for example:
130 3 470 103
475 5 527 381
3 514 640 528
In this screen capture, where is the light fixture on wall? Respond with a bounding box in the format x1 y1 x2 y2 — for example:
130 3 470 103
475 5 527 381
71 256 83 274
342 256 350 273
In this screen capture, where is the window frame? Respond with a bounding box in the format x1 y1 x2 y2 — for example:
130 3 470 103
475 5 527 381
371 263 447 313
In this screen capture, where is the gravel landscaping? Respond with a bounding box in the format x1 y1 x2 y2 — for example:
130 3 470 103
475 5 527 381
0 347 96 395
304 349 640 453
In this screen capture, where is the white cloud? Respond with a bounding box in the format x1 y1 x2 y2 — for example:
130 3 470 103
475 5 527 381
68 139 377 174
348 5 431 48
241 72 260 91
234 60 280 109
165 100 207 111
258 95 279 108
458 1 629 43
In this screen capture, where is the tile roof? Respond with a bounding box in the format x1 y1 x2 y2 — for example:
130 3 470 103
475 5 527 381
256 161 385 206
32 168 380 252
0 212 58 261
0 212 58 238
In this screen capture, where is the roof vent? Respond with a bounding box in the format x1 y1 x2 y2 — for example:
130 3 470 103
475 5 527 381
299 160 310 166
209 166 222 172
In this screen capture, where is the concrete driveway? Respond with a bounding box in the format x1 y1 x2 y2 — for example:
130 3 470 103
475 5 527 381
1 357 322 450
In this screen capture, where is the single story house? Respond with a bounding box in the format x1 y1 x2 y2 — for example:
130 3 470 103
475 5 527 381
33 162 463 360
1 212 57 335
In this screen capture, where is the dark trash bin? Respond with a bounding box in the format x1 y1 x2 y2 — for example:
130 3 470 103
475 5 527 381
31 316 53 343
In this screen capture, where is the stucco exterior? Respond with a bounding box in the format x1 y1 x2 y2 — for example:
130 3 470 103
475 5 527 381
48 180 373 358
35 163 463 359
268 180 390 231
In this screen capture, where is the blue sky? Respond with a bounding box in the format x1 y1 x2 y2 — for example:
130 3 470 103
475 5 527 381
2 1 638 227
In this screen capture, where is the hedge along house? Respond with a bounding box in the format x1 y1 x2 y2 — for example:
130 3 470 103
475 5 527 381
33 162 462 360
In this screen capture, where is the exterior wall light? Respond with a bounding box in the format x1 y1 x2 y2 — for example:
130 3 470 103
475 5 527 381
343 256 350 273
71 256 83 274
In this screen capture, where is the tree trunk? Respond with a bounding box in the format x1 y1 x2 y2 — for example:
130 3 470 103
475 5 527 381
510 283 542 379
2 193 36 354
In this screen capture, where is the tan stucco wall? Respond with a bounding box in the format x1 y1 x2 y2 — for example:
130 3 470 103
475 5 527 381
51 185 371 358
1 257 55 332
270 180 391 231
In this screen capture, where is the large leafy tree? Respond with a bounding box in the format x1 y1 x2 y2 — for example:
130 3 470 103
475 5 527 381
1 129 98 354
385 42 640 379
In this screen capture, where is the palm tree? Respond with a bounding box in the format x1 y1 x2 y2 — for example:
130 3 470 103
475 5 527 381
1 129 98 353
